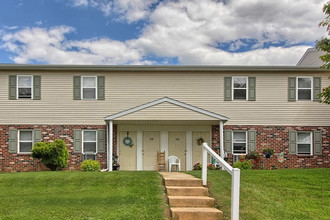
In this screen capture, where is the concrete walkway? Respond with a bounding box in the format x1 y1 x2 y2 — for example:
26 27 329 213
160 172 223 220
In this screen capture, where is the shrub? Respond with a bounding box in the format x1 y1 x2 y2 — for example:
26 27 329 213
233 160 252 170
31 139 69 171
193 162 202 170
193 163 217 170
207 164 216 170
81 160 101 172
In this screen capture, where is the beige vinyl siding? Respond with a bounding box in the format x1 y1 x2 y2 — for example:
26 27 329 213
117 102 218 120
0 70 329 126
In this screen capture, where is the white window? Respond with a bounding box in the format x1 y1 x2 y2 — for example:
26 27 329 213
297 77 312 100
82 76 97 99
18 130 33 153
232 131 247 154
297 132 312 155
82 130 97 154
17 75 33 99
232 76 248 100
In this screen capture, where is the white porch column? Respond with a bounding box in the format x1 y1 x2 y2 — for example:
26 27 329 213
136 131 143 171
186 131 193 171
108 120 113 172
220 120 224 158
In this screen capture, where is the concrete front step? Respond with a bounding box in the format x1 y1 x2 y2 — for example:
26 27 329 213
164 178 203 187
160 172 222 220
171 207 223 220
168 196 215 207
166 186 209 196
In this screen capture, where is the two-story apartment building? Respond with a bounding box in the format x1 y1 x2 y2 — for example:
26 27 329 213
0 64 329 172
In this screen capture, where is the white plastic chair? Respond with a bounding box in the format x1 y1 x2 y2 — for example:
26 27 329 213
168 156 181 172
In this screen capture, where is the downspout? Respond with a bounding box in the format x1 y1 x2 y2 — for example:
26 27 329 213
106 121 109 170
220 120 224 158
108 120 113 171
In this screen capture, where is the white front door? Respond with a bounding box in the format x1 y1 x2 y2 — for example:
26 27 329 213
168 131 186 171
143 131 160 170
119 131 137 171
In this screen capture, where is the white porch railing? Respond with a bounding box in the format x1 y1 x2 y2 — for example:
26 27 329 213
202 142 240 220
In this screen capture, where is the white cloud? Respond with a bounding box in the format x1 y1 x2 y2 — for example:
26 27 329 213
0 26 145 64
134 0 326 53
70 0 157 22
35 21 43 26
3 26 19 30
113 0 158 22
72 0 89 7
1 0 328 65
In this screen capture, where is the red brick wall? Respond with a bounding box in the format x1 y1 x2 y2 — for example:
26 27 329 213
0 124 118 172
212 125 330 169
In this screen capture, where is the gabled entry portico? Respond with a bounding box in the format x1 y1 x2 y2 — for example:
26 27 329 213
104 97 228 171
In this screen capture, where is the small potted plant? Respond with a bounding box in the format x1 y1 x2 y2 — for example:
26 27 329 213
262 148 274 158
113 154 120 170
113 162 120 171
246 151 261 162
239 155 245 162
245 151 258 160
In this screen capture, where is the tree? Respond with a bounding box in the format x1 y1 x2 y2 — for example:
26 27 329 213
31 139 69 171
316 3 330 104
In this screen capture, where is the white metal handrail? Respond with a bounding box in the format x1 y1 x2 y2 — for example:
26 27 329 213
202 142 240 220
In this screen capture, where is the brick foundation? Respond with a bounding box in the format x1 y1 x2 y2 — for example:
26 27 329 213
0 124 118 172
212 125 330 169
1 124 329 172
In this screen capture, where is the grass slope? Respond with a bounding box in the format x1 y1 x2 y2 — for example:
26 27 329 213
0 171 166 220
187 169 330 220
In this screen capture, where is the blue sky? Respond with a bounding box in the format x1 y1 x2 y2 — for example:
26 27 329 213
0 0 327 65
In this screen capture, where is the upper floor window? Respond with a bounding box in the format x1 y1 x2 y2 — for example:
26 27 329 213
18 130 33 153
297 77 312 100
289 76 321 102
297 132 312 155
17 75 32 99
232 76 248 100
232 131 247 154
82 76 97 99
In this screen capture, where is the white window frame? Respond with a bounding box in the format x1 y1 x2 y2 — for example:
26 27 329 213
82 130 98 155
232 76 248 100
17 75 33 99
296 76 313 101
232 131 248 155
81 76 97 100
18 130 34 154
297 131 313 156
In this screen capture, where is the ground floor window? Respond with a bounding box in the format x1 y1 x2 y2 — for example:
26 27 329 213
83 130 97 159
297 132 312 155
18 130 33 153
83 154 96 160
232 131 247 154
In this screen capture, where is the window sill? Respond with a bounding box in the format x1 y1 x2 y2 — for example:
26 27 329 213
17 153 32 155
297 155 313 158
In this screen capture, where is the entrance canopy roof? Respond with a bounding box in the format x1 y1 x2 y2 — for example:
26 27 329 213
104 97 229 123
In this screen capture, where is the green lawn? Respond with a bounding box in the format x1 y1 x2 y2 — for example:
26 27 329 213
187 169 330 220
0 171 167 220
